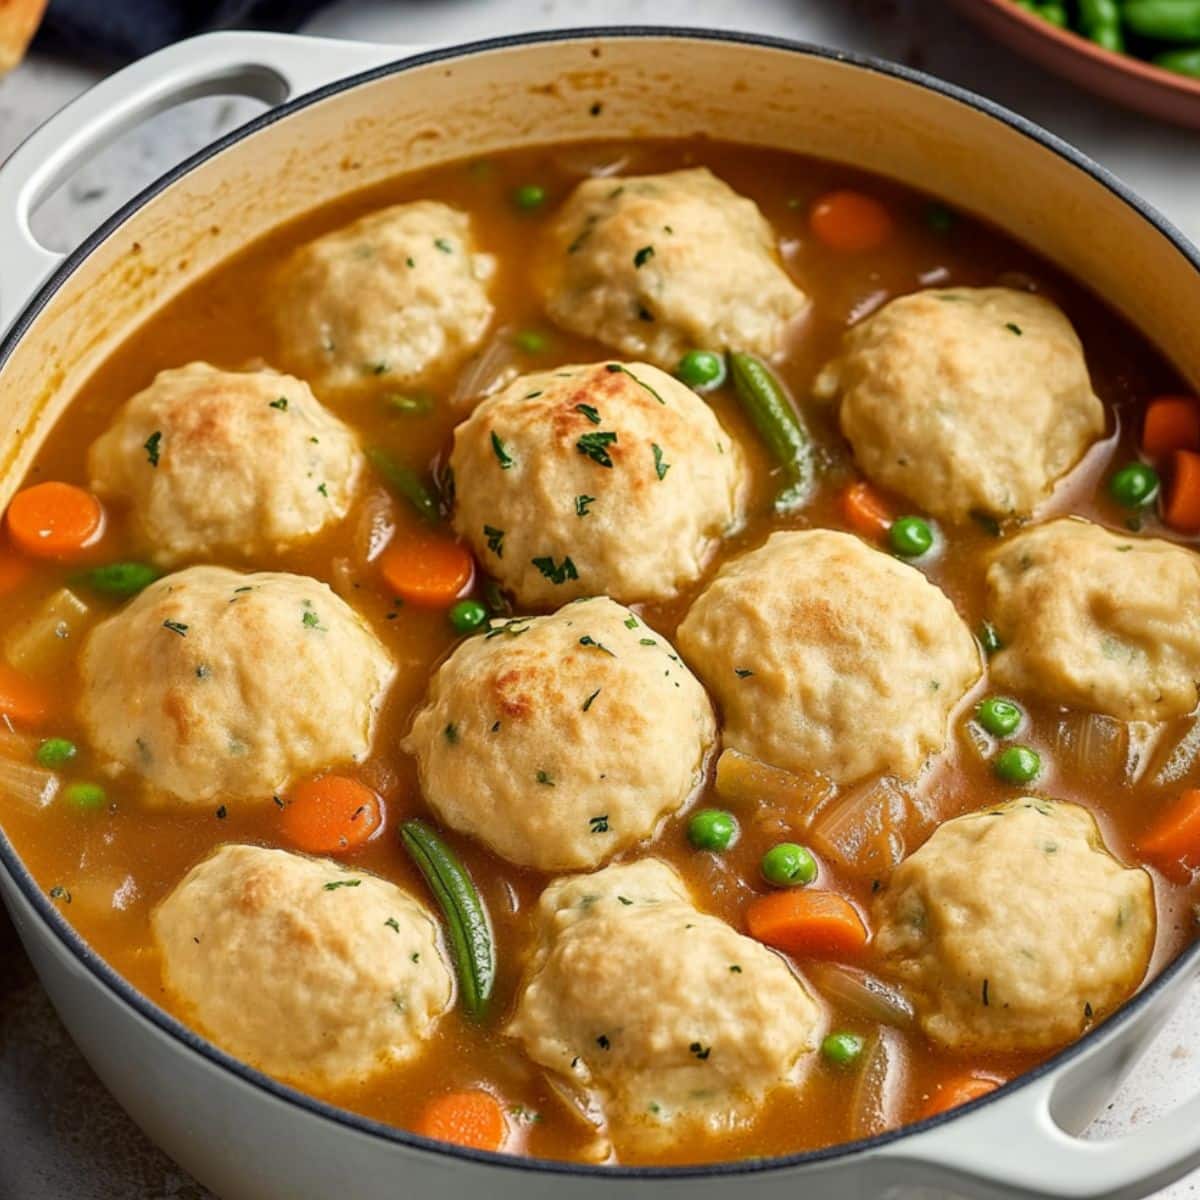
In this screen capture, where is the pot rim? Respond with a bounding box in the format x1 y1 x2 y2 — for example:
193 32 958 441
2 23 1199 1181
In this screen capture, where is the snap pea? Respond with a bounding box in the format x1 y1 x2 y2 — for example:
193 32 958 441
75 561 162 597
1038 2 1069 25
727 352 815 512
1080 0 1124 49
1155 44 1200 73
366 446 440 523
1124 0 1200 41
400 819 495 1020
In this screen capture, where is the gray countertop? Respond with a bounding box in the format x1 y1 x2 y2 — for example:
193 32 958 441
1 1 1198 1196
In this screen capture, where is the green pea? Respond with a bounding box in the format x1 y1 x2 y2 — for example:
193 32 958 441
675 350 727 392
1155 46 1200 76
994 745 1042 785
64 782 106 810
761 842 817 887
821 1031 865 1067
77 562 162 598
513 329 549 354
448 599 488 633
889 516 935 558
924 203 955 235
36 737 77 768
976 697 1024 738
977 621 1004 657
1108 463 1160 509
512 184 547 211
687 808 739 852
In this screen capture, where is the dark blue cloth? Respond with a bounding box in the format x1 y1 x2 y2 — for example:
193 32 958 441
38 0 331 62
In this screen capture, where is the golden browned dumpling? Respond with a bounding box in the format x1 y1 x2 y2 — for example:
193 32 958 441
78 567 394 805
403 597 715 871
985 517 1200 721
88 363 362 567
154 845 452 1085
449 360 745 607
270 201 495 394
538 168 808 367
874 799 1154 1053
815 287 1105 521
508 859 821 1148
677 530 981 784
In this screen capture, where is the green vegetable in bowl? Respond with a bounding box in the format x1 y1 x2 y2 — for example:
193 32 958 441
1156 45 1200 73
1125 0 1200 41
1080 0 1125 50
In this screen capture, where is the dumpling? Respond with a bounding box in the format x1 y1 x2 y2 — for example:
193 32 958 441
538 168 808 367
78 566 394 804
677 530 980 783
403 597 715 870
153 844 452 1085
815 287 1105 521
449 360 745 606
88 363 362 566
269 201 495 394
873 798 1154 1052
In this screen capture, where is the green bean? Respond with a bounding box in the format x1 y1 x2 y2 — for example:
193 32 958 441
1080 0 1125 48
400 819 495 1020
1155 44 1200 73
727 352 815 512
75 562 162 597
1038 3 1069 25
366 447 439 523
1124 0 1200 41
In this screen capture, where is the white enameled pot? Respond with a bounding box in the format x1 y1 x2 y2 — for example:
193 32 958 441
1 27 1200 1200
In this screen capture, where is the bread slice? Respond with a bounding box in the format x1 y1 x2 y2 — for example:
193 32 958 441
0 0 46 75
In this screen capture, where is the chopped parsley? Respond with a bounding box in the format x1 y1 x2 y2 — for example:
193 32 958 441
491 432 515 469
618 896 633 906
268 396 289 411
1005 322 1023 335
215 805 227 820
596 1034 611 1050
589 814 610 834
317 482 328 497
623 616 638 629
273 794 285 809
536 769 555 786
582 688 601 712
578 635 614 656
982 978 990 1007
575 403 601 424
49 885 71 903
444 723 460 745
302 610 326 630
605 362 665 404
575 494 595 518
484 524 505 557
689 1042 711 1061
734 667 754 678
532 555 579 585
162 619 188 637
323 879 362 891
144 430 162 467
639 638 657 647
434 237 454 253
576 430 618 468
729 965 743 974
652 443 670 480
633 245 655 268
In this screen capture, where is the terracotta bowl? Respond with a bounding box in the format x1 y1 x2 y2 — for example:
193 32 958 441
949 0 1200 128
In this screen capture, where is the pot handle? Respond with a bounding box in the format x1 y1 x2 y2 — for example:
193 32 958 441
881 1015 1200 1200
0 30 403 333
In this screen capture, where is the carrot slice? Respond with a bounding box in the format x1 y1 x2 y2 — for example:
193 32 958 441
745 889 869 958
415 1090 507 1152
1164 449 1200 533
1139 788 1200 880
379 535 474 608
919 1073 1002 1120
809 190 893 253
0 663 51 726
1143 396 1200 458
279 775 383 854
840 481 892 539
6 482 104 559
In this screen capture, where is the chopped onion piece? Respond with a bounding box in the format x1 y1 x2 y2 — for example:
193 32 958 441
848 1028 906 1140
1054 712 1128 780
551 146 640 179
809 776 926 879
957 719 994 765
5 587 91 675
450 327 519 412
544 1073 606 1133
806 962 915 1030
1148 717 1200 788
0 753 58 810
714 748 835 821
352 488 399 566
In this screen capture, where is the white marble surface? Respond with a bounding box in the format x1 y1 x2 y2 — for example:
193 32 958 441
0 0 1198 1196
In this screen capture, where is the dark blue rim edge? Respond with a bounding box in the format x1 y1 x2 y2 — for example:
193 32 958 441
1 23 1199 1182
